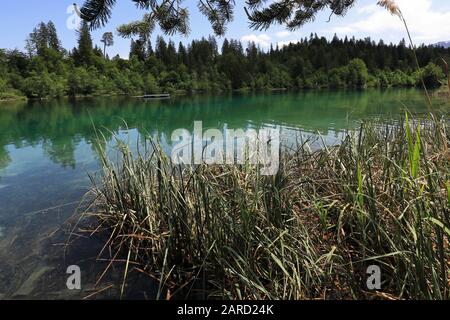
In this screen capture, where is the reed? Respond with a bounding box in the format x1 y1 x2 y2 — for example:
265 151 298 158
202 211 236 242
85 113 449 300
378 0 433 108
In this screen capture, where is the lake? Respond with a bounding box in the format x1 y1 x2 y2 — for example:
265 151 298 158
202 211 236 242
0 89 443 299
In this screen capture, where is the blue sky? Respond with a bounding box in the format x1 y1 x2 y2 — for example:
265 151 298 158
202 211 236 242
0 0 449 58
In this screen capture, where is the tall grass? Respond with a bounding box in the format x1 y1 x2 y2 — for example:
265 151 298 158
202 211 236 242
377 0 434 107
85 114 449 300
296 115 449 299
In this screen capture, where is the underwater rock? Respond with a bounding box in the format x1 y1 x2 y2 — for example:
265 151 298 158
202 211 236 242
13 266 53 298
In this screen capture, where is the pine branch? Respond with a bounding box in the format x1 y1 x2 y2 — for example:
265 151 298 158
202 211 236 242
80 0 117 29
117 14 156 41
245 0 356 31
80 0 357 38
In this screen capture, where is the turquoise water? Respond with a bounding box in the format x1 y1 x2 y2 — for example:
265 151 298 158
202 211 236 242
0 89 442 299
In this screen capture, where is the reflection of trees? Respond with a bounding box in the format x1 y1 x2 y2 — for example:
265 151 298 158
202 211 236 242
0 103 24 174
42 138 77 169
0 146 11 173
0 89 433 168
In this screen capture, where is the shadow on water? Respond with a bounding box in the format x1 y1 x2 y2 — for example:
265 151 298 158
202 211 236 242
0 89 445 299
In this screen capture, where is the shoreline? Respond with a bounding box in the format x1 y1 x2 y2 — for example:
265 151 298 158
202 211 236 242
1 85 446 104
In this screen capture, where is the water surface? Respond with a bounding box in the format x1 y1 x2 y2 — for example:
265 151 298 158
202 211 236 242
0 89 441 299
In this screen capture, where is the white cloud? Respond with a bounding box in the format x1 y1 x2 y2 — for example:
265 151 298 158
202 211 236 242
241 34 272 48
277 40 301 47
275 31 291 38
357 4 378 14
324 0 450 44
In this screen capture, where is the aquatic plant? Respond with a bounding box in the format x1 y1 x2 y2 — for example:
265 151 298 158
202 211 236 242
84 113 449 300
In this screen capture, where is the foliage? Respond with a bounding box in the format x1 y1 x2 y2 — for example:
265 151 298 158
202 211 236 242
421 62 445 89
0 77 7 93
79 0 356 37
25 21 62 56
1 21 449 100
100 32 114 58
73 20 94 66
86 115 450 299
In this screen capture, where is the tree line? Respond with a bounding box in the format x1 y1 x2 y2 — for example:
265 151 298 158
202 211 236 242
0 20 448 100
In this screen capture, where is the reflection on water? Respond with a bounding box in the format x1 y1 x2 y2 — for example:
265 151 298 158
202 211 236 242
0 89 443 299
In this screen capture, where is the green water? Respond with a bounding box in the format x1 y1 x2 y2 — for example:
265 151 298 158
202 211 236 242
0 89 442 299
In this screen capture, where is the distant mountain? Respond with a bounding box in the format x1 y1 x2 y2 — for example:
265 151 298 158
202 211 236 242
435 41 450 48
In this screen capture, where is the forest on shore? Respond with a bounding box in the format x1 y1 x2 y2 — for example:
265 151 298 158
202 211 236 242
0 20 449 100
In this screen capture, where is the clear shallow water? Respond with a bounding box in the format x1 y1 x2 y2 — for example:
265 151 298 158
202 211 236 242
0 89 442 299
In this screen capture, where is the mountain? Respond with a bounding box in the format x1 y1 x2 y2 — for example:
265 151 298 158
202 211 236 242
435 41 450 48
